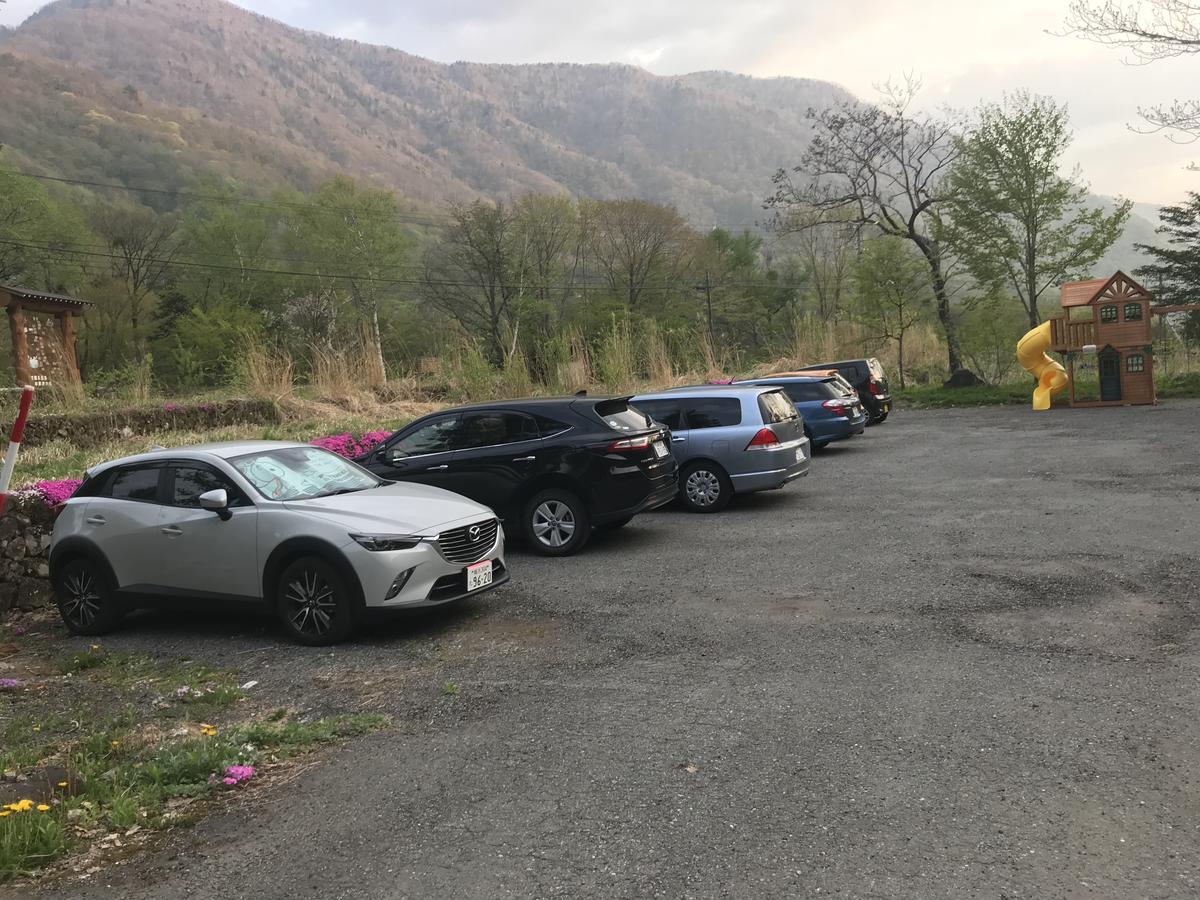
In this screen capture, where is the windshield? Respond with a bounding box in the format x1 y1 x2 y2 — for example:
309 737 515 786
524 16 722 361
231 446 381 501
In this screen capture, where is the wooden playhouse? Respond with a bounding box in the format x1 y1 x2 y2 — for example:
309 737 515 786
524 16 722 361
1048 272 1158 407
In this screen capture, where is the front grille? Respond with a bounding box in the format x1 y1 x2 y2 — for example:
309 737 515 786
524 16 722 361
437 519 499 564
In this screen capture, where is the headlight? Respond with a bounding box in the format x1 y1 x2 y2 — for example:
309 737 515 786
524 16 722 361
350 534 421 551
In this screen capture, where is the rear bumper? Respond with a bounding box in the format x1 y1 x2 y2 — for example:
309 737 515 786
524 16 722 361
592 475 679 525
729 437 811 493
814 417 865 442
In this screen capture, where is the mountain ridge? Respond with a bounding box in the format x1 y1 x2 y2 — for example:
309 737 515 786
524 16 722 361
0 0 1163 272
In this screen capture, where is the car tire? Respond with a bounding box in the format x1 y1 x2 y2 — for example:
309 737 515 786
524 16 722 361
523 489 591 556
53 556 123 636
679 461 732 513
275 556 357 646
813 441 830 451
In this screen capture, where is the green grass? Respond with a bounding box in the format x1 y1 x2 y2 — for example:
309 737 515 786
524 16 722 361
892 382 1035 408
0 637 389 882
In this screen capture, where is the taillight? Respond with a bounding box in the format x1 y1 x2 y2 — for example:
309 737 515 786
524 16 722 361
822 399 849 417
868 381 880 395
608 434 653 452
745 427 779 450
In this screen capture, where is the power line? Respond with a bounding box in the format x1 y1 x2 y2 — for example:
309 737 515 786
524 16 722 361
0 238 795 296
15 170 774 234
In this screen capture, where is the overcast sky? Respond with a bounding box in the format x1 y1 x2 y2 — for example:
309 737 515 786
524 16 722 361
3 0 1197 205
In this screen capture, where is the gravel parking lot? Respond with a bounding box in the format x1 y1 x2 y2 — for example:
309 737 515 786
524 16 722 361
26 402 1200 899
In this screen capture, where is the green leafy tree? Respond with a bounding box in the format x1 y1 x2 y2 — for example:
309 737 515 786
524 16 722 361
281 177 407 374
852 236 932 387
0 160 90 291
1134 192 1200 344
945 92 1131 329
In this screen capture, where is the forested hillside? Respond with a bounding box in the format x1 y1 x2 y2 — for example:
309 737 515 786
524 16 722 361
0 0 848 225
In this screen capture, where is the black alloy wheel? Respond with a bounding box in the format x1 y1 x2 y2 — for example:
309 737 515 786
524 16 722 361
276 557 356 646
54 557 123 635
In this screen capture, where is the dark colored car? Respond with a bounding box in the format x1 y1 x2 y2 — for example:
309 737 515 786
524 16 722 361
356 397 678 556
797 358 892 424
735 375 866 449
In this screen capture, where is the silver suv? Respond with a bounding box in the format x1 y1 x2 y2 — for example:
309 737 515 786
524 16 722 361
630 386 810 512
49 441 508 645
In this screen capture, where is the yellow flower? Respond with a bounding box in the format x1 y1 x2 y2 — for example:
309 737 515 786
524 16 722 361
199 723 218 736
110 740 121 749
0 811 9 817
8 799 34 812
90 644 100 651
36 804 50 812
31 725 40 732
57 781 68 788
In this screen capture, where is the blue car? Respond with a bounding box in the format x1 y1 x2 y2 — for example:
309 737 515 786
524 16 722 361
735 375 866 449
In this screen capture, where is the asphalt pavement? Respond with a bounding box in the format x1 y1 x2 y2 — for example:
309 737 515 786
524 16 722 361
25 401 1200 899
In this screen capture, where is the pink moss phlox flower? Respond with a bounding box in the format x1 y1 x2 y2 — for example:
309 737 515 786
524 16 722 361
311 431 390 460
221 765 255 786
162 402 184 412
0 678 23 690
18 479 82 508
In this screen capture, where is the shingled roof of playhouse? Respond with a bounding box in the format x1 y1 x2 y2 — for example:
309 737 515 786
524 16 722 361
1060 271 1150 308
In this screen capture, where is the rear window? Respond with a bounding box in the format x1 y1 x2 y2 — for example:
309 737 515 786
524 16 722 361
783 382 838 403
592 399 652 433
685 398 742 429
108 466 161 502
631 399 683 431
758 390 798 424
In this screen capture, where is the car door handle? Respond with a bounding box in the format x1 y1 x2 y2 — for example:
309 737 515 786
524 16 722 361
671 436 686 443
161 526 183 536
426 464 449 471
85 515 106 526
512 456 536 462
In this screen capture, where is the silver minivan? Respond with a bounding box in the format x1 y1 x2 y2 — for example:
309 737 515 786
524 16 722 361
630 385 810 513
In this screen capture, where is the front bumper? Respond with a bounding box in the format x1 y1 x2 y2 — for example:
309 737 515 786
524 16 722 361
343 528 508 609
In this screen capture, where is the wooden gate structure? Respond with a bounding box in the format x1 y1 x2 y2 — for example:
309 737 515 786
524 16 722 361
1 285 90 387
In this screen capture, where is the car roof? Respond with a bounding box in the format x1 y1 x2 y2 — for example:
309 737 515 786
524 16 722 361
636 384 783 398
86 440 307 476
735 374 833 384
428 396 625 414
801 359 869 368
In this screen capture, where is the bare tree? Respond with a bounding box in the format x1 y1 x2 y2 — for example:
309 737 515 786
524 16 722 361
91 204 178 356
420 200 529 363
513 194 587 321
1063 1 1200 139
769 80 966 373
584 199 697 310
781 209 859 320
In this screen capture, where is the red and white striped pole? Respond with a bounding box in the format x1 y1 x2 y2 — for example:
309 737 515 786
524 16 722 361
0 386 35 516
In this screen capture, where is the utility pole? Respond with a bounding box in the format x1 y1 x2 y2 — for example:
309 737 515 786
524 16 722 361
702 271 714 348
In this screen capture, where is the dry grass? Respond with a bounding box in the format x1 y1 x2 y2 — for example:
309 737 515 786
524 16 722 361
241 343 295 403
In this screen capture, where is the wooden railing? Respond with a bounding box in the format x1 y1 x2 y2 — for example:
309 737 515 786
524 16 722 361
1049 317 1095 351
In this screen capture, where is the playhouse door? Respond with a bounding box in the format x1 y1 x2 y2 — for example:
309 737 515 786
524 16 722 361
1099 349 1122 401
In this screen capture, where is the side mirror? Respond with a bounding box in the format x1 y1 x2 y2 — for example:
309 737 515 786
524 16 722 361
199 488 232 520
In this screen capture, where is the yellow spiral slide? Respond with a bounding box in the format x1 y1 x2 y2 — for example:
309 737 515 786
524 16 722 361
1016 321 1068 410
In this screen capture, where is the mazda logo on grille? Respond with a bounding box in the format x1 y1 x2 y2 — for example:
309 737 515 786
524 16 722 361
468 525 481 541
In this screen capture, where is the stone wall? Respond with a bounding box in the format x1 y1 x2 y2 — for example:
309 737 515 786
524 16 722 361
20 398 281 450
0 496 54 620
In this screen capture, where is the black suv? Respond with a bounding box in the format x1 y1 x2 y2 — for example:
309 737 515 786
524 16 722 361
798 358 892 424
357 397 678 556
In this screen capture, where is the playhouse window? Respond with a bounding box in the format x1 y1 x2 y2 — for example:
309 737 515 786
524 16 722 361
1123 303 1143 321
1100 305 1118 322
1126 354 1145 373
